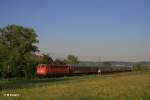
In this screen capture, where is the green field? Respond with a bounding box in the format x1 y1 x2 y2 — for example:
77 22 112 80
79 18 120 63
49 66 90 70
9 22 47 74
0 70 150 100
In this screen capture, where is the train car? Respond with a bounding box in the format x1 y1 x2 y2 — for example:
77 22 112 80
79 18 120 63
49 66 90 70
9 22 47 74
72 66 99 74
100 66 132 73
36 64 72 76
71 65 132 74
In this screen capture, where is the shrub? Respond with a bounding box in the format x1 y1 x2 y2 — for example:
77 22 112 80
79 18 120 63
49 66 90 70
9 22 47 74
133 64 143 71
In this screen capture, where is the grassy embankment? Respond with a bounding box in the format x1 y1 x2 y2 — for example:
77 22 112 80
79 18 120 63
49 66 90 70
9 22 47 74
0 70 150 100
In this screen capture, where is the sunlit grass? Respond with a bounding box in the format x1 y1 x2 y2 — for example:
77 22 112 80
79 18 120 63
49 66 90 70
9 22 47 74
0 70 150 100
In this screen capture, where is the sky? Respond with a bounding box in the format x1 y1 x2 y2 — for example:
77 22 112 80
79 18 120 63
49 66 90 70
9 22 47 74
0 0 150 61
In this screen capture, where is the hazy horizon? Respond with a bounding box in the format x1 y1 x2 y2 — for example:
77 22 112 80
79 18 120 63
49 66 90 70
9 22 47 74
0 0 150 61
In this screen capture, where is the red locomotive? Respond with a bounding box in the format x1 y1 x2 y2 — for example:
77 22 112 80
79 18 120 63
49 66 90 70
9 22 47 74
36 64 72 76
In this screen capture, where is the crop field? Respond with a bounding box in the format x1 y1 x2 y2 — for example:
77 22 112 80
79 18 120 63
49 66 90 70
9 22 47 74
0 70 150 100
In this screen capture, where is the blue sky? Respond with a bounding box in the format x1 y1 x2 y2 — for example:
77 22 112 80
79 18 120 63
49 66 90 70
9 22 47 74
0 0 150 61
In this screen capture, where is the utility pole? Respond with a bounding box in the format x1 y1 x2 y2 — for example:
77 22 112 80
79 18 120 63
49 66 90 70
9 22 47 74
98 56 101 67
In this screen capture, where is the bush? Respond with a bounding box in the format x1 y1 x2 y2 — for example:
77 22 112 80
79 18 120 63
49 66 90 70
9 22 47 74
133 64 143 71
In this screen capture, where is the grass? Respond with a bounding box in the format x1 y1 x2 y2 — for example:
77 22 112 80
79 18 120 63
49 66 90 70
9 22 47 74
0 70 150 100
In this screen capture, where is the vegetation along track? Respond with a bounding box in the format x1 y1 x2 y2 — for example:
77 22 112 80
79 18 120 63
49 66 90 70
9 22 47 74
0 70 150 100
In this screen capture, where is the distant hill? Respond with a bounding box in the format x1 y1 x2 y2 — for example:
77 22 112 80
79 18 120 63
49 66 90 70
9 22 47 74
71 61 150 67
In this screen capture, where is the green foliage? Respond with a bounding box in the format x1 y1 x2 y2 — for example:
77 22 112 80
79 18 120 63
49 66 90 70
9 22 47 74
53 54 79 64
103 61 111 66
133 64 143 71
0 24 39 78
54 58 66 64
42 54 53 64
66 54 79 64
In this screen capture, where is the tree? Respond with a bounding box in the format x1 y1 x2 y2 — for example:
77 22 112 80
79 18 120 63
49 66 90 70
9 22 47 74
42 54 53 64
103 61 111 66
0 43 9 77
54 58 66 64
133 63 143 71
66 54 79 64
0 24 39 78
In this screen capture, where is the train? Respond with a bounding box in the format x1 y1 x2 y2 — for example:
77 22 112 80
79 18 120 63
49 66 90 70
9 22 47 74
36 64 132 76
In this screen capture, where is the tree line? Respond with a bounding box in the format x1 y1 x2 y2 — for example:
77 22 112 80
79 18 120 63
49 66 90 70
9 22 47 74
0 25 78 79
